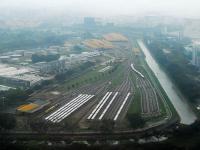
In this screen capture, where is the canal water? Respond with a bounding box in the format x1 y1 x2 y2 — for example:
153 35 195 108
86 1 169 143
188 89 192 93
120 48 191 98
137 40 197 125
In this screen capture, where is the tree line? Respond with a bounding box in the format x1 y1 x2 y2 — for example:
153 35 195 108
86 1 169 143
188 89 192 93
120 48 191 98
144 37 200 103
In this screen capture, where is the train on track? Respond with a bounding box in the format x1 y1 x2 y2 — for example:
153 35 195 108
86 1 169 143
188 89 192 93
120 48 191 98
131 64 144 78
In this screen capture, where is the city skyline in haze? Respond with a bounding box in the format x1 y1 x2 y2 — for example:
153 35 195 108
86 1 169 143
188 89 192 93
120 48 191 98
0 0 200 18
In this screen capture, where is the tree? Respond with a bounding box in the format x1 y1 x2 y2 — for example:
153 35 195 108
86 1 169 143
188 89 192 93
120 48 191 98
71 45 84 54
146 38 200 102
0 89 29 107
31 54 60 63
127 114 145 129
0 113 16 130
100 119 115 132
67 86 71 90
29 119 49 133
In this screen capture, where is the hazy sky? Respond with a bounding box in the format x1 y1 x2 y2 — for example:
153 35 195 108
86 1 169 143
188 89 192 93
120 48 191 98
0 0 200 17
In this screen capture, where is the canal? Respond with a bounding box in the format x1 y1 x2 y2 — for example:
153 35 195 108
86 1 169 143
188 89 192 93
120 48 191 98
137 40 197 125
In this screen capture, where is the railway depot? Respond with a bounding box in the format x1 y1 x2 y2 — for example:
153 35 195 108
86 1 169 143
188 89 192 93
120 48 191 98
3 33 175 133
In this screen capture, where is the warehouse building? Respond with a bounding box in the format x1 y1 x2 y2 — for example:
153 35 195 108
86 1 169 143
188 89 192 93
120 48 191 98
0 64 44 89
34 59 66 74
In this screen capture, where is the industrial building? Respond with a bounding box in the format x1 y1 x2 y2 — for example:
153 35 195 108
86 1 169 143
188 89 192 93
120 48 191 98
69 51 100 64
0 85 15 91
35 59 66 74
0 64 44 89
192 43 200 67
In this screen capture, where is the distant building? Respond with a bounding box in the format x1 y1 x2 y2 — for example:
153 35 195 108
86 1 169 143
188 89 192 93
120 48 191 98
0 64 44 89
0 56 10 63
192 45 200 67
0 74 43 88
106 22 114 27
69 51 100 64
144 15 163 27
38 60 66 74
0 85 15 91
178 31 183 41
84 17 96 28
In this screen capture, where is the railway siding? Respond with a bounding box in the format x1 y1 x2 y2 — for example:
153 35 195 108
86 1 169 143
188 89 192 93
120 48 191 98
45 94 95 123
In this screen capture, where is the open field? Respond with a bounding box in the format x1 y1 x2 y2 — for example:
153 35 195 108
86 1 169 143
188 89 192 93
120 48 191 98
103 33 128 42
83 39 114 49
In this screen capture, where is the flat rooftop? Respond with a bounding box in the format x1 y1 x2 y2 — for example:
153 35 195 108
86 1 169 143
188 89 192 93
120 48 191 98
0 64 33 76
0 64 44 85
0 85 15 91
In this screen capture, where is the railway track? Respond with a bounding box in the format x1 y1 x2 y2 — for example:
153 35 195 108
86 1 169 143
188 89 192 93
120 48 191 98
105 74 131 120
35 81 108 121
137 77 160 116
86 62 133 121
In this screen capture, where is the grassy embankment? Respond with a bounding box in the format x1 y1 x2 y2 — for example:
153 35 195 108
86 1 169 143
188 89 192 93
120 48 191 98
127 40 178 124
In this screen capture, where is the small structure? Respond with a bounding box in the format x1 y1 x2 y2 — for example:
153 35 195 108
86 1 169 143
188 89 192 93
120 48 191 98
16 99 50 114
